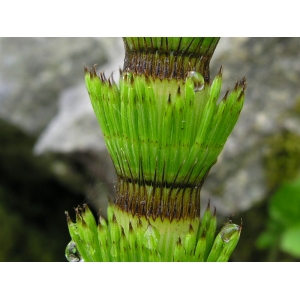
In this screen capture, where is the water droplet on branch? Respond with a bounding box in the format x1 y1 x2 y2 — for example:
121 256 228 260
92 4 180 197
221 223 240 243
143 225 160 250
187 71 205 92
65 241 84 262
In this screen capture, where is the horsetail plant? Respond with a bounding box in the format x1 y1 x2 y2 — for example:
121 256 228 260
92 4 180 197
65 37 245 262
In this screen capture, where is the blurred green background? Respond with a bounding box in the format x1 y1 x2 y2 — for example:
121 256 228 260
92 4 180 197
0 37 300 261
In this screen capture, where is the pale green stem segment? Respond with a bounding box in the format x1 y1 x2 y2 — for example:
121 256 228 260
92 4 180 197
65 203 241 262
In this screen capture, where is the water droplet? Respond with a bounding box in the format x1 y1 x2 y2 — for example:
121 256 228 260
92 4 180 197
221 223 240 243
187 71 205 92
65 241 84 262
143 225 160 250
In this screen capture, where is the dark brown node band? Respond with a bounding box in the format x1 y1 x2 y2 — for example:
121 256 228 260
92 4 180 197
122 37 219 82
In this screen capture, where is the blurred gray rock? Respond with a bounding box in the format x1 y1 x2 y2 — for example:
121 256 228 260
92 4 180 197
203 37 300 215
32 83 117 210
0 37 124 213
0 37 122 135
33 84 104 154
34 38 124 154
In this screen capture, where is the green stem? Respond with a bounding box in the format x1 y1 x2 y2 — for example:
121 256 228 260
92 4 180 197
66 37 245 262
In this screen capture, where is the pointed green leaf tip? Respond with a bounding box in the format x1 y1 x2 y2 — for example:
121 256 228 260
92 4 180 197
207 222 242 262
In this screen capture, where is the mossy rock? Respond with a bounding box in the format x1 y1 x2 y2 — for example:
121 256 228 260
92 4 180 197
264 130 300 190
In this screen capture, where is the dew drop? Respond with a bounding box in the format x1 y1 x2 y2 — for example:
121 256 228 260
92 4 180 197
143 225 160 250
65 241 84 262
187 71 205 92
221 223 240 243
